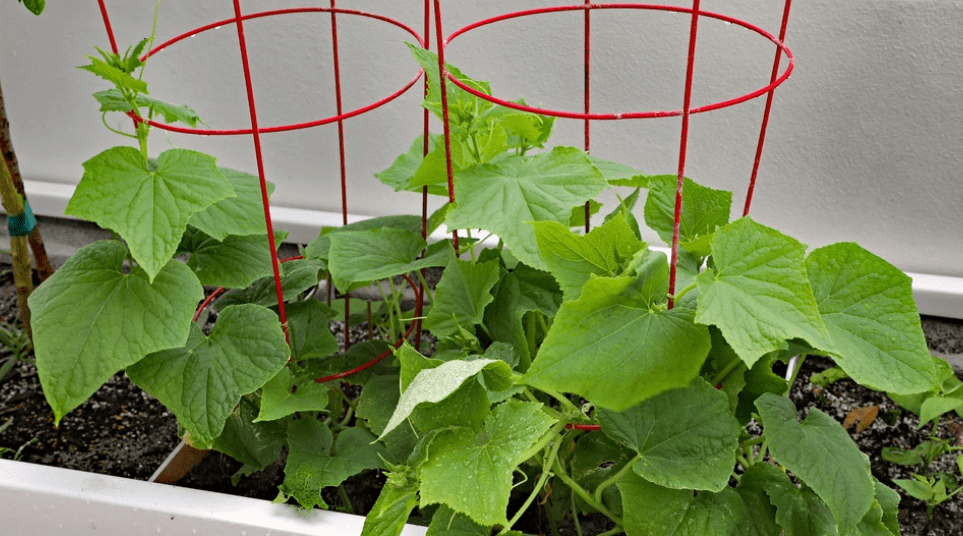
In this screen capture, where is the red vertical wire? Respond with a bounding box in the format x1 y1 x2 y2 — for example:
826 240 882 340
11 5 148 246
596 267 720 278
668 0 702 309
743 0 793 217
432 0 460 256
583 1 592 234
96 0 119 54
329 0 352 351
231 0 289 338
415 0 432 350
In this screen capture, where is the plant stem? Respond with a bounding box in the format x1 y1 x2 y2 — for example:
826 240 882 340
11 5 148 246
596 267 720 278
337 485 356 514
672 282 697 304
0 75 53 282
552 459 622 526
593 454 641 504
414 269 435 305
709 357 745 387
501 429 565 534
0 156 32 339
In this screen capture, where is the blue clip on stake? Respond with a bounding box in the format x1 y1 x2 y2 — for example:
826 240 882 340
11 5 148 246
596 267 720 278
8 199 36 237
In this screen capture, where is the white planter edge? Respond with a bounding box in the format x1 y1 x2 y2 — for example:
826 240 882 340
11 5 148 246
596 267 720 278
0 458 427 536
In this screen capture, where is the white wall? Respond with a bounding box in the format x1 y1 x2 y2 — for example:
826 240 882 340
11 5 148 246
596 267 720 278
1 1 962 281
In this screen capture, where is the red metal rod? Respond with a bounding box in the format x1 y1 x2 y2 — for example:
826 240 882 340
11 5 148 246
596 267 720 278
583 0 592 233
415 0 433 350
743 0 794 217
96 0 119 55
668 0 703 309
432 0 460 256
136 7 424 136
231 0 288 339
444 4 792 121
330 0 351 351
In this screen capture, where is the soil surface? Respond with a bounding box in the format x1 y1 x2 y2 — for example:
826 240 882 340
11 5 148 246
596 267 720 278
1 264 962 535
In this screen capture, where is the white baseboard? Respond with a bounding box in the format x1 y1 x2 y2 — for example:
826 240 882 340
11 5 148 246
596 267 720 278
22 180 963 320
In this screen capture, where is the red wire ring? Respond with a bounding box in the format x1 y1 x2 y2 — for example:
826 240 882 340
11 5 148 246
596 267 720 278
130 7 426 135
443 4 793 120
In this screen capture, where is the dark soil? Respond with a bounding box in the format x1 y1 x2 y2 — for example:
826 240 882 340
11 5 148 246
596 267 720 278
1 263 962 535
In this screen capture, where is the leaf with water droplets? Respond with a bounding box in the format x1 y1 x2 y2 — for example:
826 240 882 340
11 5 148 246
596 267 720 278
419 400 556 525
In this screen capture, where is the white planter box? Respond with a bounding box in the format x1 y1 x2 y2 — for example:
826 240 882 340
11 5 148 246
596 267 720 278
0 459 427 536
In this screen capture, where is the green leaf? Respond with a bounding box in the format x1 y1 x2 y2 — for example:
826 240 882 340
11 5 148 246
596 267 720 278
379 358 512 439
756 392 874 532
748 463 837 536
618 470 777 536
18 0 44 15
255 367 331 422
424 257 500 340
189 168 274 239
735 352 789 424
874 480 902 536
419 400 556 525
178 227 287 288
523 266 711 411
66 147 234 281
806 243 939 395
126 304 290 449
29 241 202 423
280 419 387 509
447 147 609 270
328 227 451 292
598 378 740 492
376 134 448 195
426 506 491 536
305 215 424 261
217 258 324 310
918 395 963 429
361 466 420 536
695 217 834 367
78 56 148 93
92 89 202 127
285 300 339 360
587 155 655 188
644 175 732 256
211 398 286 470
532 213 645 301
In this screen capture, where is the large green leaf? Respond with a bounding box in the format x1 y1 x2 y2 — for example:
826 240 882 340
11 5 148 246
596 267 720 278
211 398 287 470
483 264 561 369
643 175 732 256
178 227 287 288
756 393 874 533
746 462 837 536
695 217 834 367
587 155 654 188
279 419 387 508
446 147 608 270
29 240 202 423
66 147 234 281
328 227 452 292
419 400 556 525
305 215 424 261
189 168 274 239
523 262 711 411
379 358 512 439
424 257 500 340
532 213 645 301
598 378 740 492
426 506 491 536
255 367 331 422
375 134 448 196
126 304 290 449
618 470 777 536
285 300 339 361
806 242 938 395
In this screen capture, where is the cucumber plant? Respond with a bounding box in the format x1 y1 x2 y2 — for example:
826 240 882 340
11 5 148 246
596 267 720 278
26 11 941 535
